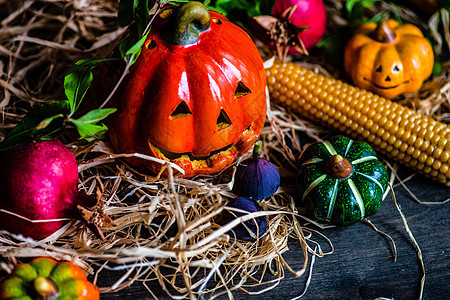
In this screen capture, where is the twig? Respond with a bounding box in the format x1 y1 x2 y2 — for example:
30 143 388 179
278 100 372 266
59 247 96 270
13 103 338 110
390 183 425 300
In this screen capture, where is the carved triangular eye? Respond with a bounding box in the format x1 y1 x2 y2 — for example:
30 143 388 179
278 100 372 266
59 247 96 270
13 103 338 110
170 101 192 119
393 65 399 72
235 81 251 98
375 66 382 72
216 109 232 131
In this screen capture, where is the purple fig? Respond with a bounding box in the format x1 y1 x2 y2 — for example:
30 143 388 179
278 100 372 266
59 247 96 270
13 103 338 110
220 197 268 241
233 141 280 200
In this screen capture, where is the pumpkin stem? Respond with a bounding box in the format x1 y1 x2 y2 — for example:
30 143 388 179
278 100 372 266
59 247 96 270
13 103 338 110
33 277 59 300
324 154 353 179
253 140 263 158
371 21 396 43
161 1 211 45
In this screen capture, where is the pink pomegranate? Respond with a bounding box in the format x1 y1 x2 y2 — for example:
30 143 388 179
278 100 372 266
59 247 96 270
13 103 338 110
0 139 95 240
272 0 327 50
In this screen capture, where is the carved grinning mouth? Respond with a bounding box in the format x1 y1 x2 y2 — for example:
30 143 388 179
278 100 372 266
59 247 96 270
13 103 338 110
148 124 253 166
363 77 410 90
153 142 234 161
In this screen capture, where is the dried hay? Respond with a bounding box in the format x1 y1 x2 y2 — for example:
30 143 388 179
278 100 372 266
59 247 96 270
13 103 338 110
0 0 448 299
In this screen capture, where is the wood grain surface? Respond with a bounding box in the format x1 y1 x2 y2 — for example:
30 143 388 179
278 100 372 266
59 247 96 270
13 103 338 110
98 167 449 300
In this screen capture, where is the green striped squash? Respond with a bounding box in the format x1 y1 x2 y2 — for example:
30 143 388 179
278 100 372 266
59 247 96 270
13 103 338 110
296 136 389 225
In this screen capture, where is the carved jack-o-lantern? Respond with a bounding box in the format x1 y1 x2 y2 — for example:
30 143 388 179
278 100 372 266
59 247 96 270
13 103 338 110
344 19 434 99
105 2 267 177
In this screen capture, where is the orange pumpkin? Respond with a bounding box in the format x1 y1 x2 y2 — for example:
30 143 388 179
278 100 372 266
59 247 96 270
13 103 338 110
344 19 434 99
0 257 99 299
104 2 266 178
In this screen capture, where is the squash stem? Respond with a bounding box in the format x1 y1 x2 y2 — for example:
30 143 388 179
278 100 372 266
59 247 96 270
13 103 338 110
324 154 353 179
161 2 211 45
253 140 263 158
371 21 396 43
33 277 59 300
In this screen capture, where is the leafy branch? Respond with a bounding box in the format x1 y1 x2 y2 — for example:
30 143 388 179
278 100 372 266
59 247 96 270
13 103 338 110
99 0 166 108
200 0 274 17
0 59 118 149
0 0 169 149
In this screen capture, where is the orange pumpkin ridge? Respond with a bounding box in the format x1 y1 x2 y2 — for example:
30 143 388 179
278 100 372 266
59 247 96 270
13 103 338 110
344 19 434 99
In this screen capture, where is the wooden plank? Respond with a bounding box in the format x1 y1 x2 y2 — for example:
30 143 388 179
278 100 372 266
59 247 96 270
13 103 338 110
98 170 449 299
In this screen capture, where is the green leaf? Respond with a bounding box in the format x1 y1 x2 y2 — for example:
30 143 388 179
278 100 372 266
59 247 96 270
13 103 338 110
170 0 191 4
64 66 92 114
433 58 442 76
71 121 109 141
135 0 151 37
69 108 116 141
119 40 136 65
346 0 378 14
64 58 107 76
346 0 361 14
119 0 152 35
128 47 143 65
367 11 388 24
386 3 403 24
64 59 110 115
345 0 382 30
213 0 272 17
0 100 70 149
118 0 156 35
119 38 137 58
71 108 117 125
118 0 140 27
119 31 150 65
36 114 64 130
126 31 150 56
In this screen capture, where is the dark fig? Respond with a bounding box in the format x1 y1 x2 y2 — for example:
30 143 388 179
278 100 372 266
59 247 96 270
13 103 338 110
220 197 268 241
233 141 280 200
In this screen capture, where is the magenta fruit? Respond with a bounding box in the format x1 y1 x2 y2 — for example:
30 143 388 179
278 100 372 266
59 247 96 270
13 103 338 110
0 139 96 240
272 0 327 50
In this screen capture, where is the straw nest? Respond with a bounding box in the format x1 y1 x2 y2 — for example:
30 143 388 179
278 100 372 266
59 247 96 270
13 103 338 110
0 0 448 299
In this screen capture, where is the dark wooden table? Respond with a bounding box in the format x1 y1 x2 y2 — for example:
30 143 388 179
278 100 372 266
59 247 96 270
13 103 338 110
98 167 449 300
1 1 448 299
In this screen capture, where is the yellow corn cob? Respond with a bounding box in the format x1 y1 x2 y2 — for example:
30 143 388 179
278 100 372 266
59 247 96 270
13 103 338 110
266 61 450 186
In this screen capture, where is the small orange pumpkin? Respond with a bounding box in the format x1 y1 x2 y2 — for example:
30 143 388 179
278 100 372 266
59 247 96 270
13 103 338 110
102 2 266 178
0 257 99 299
344 19 434 99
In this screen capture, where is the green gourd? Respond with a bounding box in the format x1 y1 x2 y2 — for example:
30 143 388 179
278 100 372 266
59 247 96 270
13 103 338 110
296 136 389 225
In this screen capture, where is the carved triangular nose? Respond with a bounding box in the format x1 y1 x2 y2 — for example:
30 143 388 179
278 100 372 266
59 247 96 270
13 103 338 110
385 75 391 82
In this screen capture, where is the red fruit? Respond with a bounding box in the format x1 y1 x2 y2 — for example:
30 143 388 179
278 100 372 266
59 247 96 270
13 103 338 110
0 139 95 240
272 0 326 50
